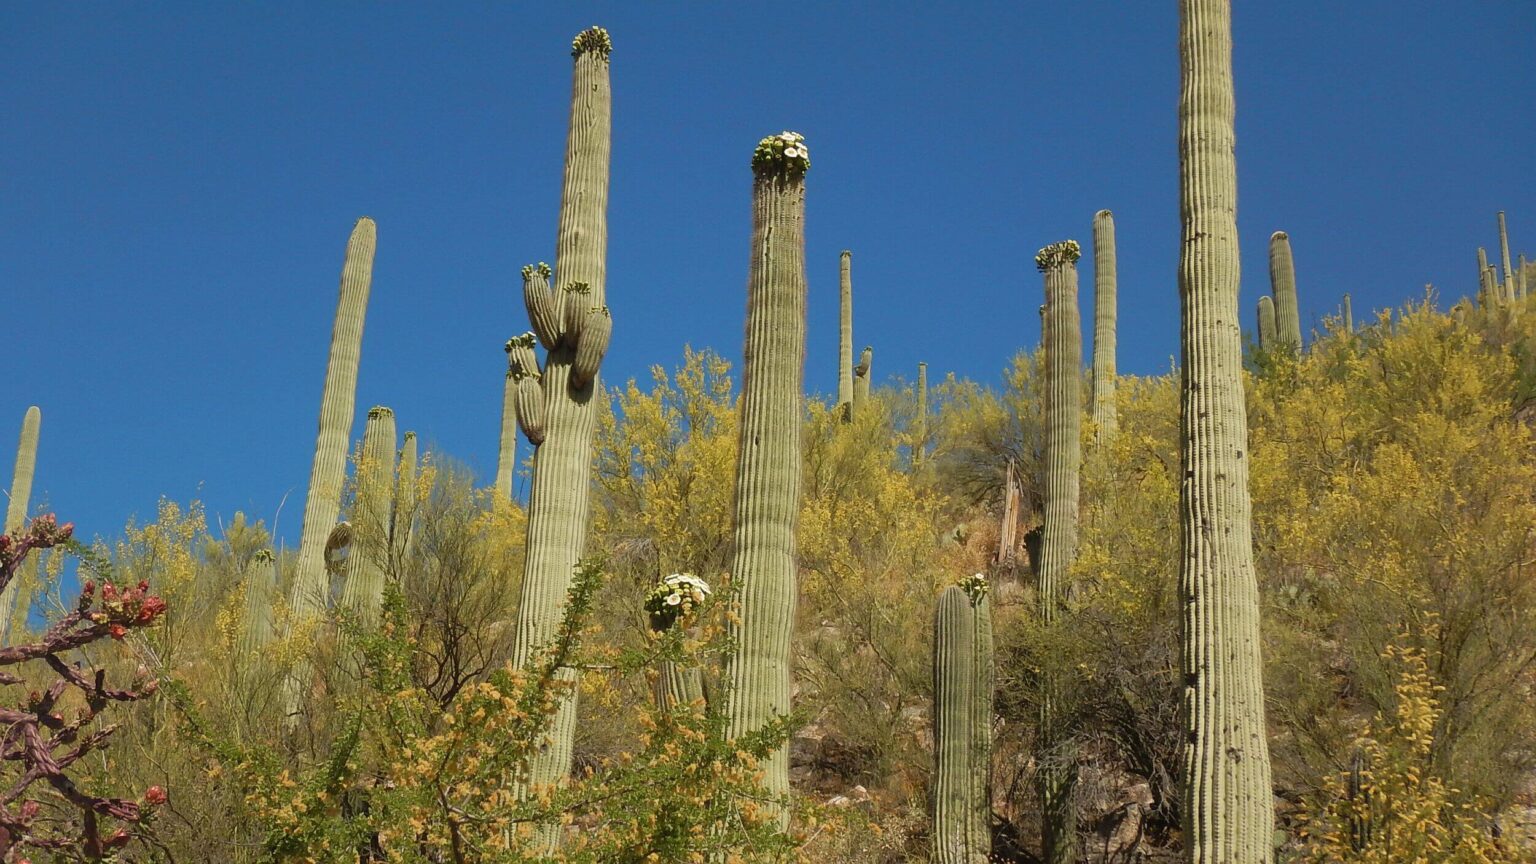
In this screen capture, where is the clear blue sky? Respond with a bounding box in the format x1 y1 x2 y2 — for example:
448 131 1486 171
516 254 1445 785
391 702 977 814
3 3 1532 548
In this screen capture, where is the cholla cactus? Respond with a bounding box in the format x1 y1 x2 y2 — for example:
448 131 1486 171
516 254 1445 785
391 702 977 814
1176 1 1276 858
722 131 810 825
508 28 613 850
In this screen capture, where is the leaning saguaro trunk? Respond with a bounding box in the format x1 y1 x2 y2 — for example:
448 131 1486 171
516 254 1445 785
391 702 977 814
1177 1 1276 860
1036 240 1082 864
838 250 854 415
1269 231 1302 352
282 218 377 723
508 27 612 850
723 131 810 824
0 407 40 643
1091 210 1118 441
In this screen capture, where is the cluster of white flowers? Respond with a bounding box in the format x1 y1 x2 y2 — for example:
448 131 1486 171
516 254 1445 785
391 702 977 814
752 131 811 176
1034 239 1083 272
645 572 712 631
958 572 989 605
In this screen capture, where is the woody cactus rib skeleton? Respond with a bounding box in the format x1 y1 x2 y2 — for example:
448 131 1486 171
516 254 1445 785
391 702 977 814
722 131 810 824
0 407 40 643
1269 231 1302 351
282 217 376 723
508 27 612 848
1036 240 1082 864
1177 0 1276 858
1091 210 1118 440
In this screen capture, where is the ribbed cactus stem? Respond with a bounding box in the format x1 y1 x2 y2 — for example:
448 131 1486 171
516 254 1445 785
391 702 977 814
1256 296 1276 350
395 431 418 566
1036 240 1082 863
1269 230 1302 351
497 343 519 500
646 576 707 713
853 346 872 412
571 306 612 389
1342 293 1353 333
339 406 396 628
509 28 611 846
1477 247 1492 306
723 131 810 824
914 362 928 467
838 250 854 415
969 584 994 862
0 407 40 644
1480 265 1498 308
1091 210 1119 441
931 585 975 864
238 549 278 676
1498 211 1515 302
1520 254 1529 300
1177 1 1276 859
282 217 376 723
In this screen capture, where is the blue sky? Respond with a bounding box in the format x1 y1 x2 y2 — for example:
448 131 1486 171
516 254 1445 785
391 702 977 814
3 2 1532 547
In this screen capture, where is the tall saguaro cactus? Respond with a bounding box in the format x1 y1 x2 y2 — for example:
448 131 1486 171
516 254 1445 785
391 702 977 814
723 131 810 823
0 407 40 643
1269 230 1302 351
508 28 613 846
1342 293 1353 333
1498 211 1515 301
853 346 873 412
282 218 377 722
838 250 854 414
394 431 418 567
239 549 279 678
1036 240 1082 864
914 362 928 467
340 406 396 627
1091 210 1119 440
497 341 519 500
1177 1 1276 859
1256 296 1276 350
931 585 976 864
968 578 994 862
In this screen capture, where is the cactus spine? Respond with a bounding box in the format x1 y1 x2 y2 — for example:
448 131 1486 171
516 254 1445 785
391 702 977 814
0 407 40 643
838 250 854 415
497 342 519 500
1091 210 1119 440
931 585 976 864
508 28 612 844
1256 296 1276 350
1498 211 1515 301
723 131 810 822
282 218 376 722
340 406 396 627
914 362 928 467
1177 1 1276 859
853 346 872 412
1036 240 1082 863
1269 230 1302 351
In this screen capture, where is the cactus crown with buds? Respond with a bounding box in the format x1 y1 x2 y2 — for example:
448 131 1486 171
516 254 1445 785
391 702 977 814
520 262 553 279
958 572 989 604
506 332 538 352
571 26 612 60
752 131 810 179
1035 240 1082 272
367 405 393 420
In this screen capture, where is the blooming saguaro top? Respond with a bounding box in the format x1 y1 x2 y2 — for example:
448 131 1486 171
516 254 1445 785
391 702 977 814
752 131 810 180
571 26 612 60
645 573 713 632
1034 240 1082 272
367 405 393 419
521 262 553 280
958 572 989 605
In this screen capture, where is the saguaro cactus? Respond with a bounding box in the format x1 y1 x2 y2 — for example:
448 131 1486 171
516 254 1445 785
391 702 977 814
723 131 810 822
853 346 873 412
644 573 709 712
914 362 928 467
838 250 854 414
1520 254 1529 301
0 407 40 643
282 218 376 722
394 431 418 566
1256 296 1276 351
339 406 396 628
1480 265 1499 308
508 27 612 845
1269 230 1302 351
930 576 993 864
1342 293 1353 333
1036 240 1082 863
497 341 519 500
1091 210 1119 440
1498 211 1515 301
1177 1 1276 859
239 549 279 676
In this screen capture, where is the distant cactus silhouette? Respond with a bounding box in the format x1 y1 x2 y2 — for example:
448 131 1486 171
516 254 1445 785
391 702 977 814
1270 230 1302 351
838 250 854 415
